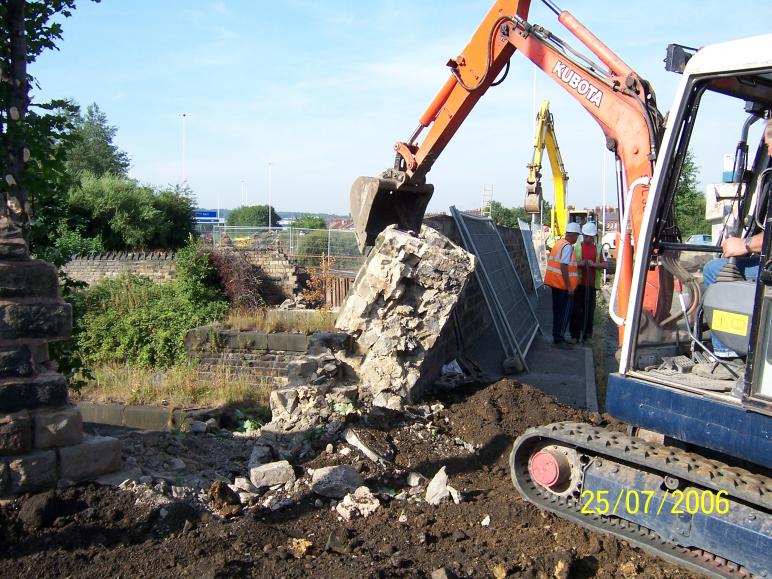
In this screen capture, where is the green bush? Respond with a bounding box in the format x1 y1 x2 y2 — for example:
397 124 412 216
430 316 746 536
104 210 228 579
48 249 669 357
70 239 228 368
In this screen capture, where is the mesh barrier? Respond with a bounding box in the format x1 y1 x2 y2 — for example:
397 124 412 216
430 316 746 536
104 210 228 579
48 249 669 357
518 218 544 292
451 207 540 370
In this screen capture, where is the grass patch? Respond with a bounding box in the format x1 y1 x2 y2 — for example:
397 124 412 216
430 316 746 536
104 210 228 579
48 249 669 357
224 308 337 334
73 363 271 408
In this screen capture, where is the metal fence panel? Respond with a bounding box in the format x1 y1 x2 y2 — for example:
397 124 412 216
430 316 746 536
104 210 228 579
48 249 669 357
211 226 364 274
518 218 544 292
451 207 540 370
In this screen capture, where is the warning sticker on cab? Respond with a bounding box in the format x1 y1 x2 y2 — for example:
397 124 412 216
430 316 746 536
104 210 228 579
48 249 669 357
712 310 749 336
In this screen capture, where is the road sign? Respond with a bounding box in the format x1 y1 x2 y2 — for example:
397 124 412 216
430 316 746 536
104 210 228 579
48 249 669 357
195 217 225 224
194 210 218 218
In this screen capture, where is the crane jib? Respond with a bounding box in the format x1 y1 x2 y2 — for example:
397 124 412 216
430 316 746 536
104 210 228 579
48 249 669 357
552 61 603 108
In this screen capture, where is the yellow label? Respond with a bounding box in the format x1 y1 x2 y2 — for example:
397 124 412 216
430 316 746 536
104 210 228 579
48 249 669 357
712 310 749 336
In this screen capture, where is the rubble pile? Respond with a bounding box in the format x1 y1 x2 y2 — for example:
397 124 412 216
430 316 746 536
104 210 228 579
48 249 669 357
336 225 475 410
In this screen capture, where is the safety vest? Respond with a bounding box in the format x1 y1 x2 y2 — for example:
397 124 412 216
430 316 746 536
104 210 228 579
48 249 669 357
574 241 603 289
544 238 578 291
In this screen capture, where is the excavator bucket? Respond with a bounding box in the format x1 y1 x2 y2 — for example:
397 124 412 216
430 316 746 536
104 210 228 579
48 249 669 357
350 175 434 253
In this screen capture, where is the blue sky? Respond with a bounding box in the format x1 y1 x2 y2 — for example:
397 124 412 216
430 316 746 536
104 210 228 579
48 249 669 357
32 1 772 215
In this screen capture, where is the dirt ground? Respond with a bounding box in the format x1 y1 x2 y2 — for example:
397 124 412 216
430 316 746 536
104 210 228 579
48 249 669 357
0 379 698 578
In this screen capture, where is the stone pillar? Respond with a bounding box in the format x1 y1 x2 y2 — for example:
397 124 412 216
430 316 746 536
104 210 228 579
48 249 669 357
0 244 120 496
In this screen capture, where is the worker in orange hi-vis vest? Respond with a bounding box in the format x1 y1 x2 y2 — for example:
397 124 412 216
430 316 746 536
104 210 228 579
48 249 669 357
543 221 580 347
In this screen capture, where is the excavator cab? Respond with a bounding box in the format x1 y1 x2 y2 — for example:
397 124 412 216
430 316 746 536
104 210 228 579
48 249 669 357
350 170 433 253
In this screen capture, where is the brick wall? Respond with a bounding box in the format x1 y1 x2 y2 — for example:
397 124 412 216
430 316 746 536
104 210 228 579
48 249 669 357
184 327 309 388
62 252 176 285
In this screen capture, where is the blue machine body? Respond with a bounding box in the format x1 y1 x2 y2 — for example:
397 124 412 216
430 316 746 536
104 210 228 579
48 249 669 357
606 373 772 470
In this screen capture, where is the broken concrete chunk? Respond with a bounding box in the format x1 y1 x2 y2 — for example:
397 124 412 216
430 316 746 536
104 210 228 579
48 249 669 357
311 465 364 498
336 226 475 409
425 466 449 505
189 421 208 434
407 472 427 487
335 486 381 520
249 460 296 489
248 444 272 467
343 427 394 463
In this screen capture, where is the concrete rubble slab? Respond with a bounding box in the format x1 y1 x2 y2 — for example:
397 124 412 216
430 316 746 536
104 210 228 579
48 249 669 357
336 225 475 410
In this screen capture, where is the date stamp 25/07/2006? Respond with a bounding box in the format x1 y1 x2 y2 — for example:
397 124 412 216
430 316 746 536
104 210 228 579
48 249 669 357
580 488 730 517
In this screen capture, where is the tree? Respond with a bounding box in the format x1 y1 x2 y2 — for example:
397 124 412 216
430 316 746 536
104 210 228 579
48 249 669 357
65 102 130 178
292 214 326 229
489 201 530 228
66 173 194 251
226 204 281 227
675 150 709 238
0 1 84 249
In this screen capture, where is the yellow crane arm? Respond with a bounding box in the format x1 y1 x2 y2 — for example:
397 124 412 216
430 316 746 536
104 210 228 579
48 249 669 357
524 100 569 238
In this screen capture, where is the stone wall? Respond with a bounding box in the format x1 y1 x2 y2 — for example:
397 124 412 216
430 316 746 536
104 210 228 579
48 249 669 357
185 327 311 388
1 249 120 496
240 249 304 304
62 252 176 285
61 248 304 304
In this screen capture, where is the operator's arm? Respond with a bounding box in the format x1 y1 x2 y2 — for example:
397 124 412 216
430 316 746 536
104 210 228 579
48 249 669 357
722 233 763 257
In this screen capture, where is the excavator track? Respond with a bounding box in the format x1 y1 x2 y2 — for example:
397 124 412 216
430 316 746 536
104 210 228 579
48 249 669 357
510 422 772 578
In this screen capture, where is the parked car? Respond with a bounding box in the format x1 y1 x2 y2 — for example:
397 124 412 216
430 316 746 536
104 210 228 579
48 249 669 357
686 233 713 245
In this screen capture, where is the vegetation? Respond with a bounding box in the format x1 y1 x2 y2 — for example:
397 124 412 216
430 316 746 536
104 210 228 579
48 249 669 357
489 200 551 228
70 240 228 369
65 102 131 178
675 150 709 238
65 173 195 253
226 204 281 227
291 214 327 229
73 363 271 408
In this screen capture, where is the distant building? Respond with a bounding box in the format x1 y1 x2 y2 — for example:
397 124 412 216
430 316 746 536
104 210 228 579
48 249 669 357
594 206 620 232
327 217 354 230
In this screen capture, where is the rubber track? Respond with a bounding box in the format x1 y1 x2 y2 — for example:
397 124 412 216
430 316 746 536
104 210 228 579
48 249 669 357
510 421 772 578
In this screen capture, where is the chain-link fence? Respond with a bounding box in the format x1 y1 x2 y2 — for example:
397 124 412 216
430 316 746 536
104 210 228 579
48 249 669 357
211 226 364 275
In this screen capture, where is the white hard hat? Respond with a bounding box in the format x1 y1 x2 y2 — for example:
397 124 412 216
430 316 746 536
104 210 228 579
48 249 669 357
565 222 582 234
582 222 598 236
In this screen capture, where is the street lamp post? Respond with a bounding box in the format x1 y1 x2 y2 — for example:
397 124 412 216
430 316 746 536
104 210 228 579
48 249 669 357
179 113 189 184
268 161 273 230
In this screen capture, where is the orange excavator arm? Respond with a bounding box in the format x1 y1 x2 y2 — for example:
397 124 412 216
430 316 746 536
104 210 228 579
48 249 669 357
350 0 663 332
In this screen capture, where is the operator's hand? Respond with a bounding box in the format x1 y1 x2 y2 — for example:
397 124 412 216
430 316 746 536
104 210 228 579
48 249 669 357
722 237 748 257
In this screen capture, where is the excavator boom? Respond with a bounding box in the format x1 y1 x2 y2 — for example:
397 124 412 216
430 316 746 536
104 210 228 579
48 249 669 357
350 0 661 331
525 99 569 238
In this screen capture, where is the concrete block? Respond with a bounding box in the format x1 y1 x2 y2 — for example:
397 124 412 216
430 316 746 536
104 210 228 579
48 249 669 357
77 402 124 427
32 404 83 449
234 332 268 350
0 345 33 378
58 435 121 481
0 373 68 413
183 326 211 352
0 410 32 455
0 260 60 299
287 359 318 382
7 449 57 493
249 460 295 489
122 405 171 431
267 332 308 352
0 301 72 341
